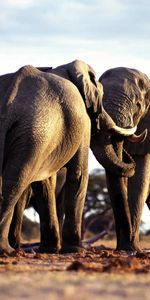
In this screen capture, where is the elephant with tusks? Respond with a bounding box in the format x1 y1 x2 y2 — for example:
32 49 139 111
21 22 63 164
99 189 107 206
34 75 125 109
0 62 146 254
91 67 150 252
0 60 137 255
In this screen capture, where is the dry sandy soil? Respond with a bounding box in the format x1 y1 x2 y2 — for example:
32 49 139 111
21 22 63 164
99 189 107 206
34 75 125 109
0 239 149 300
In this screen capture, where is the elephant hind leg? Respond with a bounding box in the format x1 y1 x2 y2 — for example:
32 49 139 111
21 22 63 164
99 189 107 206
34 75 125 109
34 176 61 253
0 155 38 254
0 176 30 254
0 209 15 254
9 187 31 248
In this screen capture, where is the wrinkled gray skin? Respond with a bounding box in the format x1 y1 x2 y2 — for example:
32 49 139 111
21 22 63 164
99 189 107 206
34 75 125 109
92 67 150 251
0 62 144 254
123 108 150 251
0 60 104 254
9 168 67 249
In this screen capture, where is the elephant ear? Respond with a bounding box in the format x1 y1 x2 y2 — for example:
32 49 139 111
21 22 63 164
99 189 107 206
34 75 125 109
0 73 14 105
144 86 150 114
124 81 150 155
68 60 103 115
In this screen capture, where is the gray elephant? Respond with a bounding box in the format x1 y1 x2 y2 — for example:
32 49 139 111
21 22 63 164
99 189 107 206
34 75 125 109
1 59 129 254
0 60 99 254
123 107 150 250
91 67 150 252
0 61 139 254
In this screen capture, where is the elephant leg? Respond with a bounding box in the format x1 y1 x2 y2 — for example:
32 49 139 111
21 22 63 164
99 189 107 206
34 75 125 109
0 147 43 254
0 209 14 254
105 138 134 251
32 176 61 253
56 184 65 241
62 141 89 253
106 172 133 250
0 178 27 254
8 187 31 248
128 154 150 250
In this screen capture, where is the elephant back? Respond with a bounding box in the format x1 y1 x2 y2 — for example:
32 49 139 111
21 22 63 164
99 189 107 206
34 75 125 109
124 109 150 155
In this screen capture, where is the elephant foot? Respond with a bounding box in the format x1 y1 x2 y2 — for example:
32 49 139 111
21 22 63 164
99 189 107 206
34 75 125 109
116 241 142 253
0 241 15 256
9 235 20 249
37 245 60 254
9 242 20 250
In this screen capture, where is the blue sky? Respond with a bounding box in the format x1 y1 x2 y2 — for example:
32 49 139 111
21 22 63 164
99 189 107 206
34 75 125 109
0 0 149 224
0 0 150 169
0 0 150 78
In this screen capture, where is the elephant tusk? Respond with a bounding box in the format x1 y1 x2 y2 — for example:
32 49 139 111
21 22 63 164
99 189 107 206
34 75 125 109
99 108 137 137
127 129 148 143
111 124 137 136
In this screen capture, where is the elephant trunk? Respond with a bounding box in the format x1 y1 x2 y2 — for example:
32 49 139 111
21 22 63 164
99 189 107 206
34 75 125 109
99 92 147 141
90 132 135 177
90 90 147 177
102 88 134 128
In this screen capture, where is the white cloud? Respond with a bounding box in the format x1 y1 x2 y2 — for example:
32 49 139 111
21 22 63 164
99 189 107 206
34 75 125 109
0 0 149 79
0 0 149 225
0 0 149 41
0 37 149 80
5 0 36 8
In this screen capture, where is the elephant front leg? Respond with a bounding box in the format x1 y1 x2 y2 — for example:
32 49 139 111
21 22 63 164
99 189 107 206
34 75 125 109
128 154 150 251
34 176 61 253
105 138 135 251
106 172 134 251
62 147 89 253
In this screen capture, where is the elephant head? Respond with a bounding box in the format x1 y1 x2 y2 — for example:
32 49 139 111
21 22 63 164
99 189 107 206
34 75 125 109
94 67 150 251
100 67 150 129
90 67 150 177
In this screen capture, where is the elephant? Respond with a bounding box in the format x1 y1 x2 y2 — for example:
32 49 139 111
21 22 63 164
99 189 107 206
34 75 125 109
91 67 150 252
0 61 143 254
123 107 150 251
0 60 101 254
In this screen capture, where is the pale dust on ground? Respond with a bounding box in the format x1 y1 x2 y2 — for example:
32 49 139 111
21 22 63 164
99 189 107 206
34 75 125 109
0 239 149 300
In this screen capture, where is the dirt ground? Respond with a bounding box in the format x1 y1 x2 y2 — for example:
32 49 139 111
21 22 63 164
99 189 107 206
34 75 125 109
0 239 150 300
